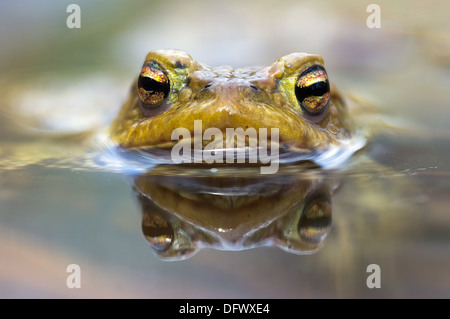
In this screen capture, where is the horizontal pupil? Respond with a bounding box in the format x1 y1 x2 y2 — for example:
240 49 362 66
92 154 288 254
138 76 169 96
306 80 329 96
296 80 330 102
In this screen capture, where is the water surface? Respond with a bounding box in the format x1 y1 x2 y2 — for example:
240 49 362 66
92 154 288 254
0 0 449 298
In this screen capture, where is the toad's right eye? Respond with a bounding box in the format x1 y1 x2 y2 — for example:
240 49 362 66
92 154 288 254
137 62 170 109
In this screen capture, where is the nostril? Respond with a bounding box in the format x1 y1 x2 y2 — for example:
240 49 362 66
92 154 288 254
202 83 213 90
249 84 260 92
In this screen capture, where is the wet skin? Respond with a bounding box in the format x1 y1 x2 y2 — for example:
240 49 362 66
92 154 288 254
109 50 354 153
106 50 351 259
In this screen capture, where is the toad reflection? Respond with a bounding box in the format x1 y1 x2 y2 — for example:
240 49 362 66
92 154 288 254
133 166 337 261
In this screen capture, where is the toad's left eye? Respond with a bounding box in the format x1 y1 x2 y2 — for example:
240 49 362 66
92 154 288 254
295 66 330 116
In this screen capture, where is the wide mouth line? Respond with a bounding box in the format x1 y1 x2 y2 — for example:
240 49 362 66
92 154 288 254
126 137 301 152
100 132 366 174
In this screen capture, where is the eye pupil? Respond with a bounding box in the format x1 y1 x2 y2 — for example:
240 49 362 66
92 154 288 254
295 66 330 116
138 76 168 94
295 80 330 103
138 76 170 105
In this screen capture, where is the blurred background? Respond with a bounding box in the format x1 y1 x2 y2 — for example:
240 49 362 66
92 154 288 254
0 0 449 298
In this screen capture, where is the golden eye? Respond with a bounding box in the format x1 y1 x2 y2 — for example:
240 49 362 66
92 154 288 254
137 62 170 109
142 212 174 251
295 66 330 116
298 192 332 243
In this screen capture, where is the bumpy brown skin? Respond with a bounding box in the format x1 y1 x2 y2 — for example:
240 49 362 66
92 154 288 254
109 49 353 151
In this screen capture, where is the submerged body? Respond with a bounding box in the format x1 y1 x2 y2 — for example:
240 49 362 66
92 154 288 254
109 50 360 166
